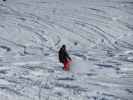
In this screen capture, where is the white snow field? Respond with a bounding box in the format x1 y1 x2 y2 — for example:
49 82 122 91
0 0 133 100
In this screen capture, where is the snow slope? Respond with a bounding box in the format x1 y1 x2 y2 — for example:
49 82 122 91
0 0 133 100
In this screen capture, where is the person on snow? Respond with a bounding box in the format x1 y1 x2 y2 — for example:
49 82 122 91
58 45 72 71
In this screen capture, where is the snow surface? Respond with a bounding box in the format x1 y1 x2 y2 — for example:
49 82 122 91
0 0 133 100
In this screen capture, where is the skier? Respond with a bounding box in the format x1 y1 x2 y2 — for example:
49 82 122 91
58 45 72 71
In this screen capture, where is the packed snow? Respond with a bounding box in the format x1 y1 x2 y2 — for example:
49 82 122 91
0 0 133 100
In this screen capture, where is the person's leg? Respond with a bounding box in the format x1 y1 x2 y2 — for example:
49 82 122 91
63 60 69 71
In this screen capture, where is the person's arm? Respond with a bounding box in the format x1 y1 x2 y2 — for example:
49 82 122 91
65 52 72 61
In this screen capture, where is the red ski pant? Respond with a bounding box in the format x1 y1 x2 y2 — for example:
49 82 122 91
63 60 70 71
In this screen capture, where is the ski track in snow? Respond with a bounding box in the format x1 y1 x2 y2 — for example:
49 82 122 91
0 0 133 100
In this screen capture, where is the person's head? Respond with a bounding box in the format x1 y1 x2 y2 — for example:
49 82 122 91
62 45 66 50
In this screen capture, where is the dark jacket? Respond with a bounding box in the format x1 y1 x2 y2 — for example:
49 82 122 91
58 47 71 63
